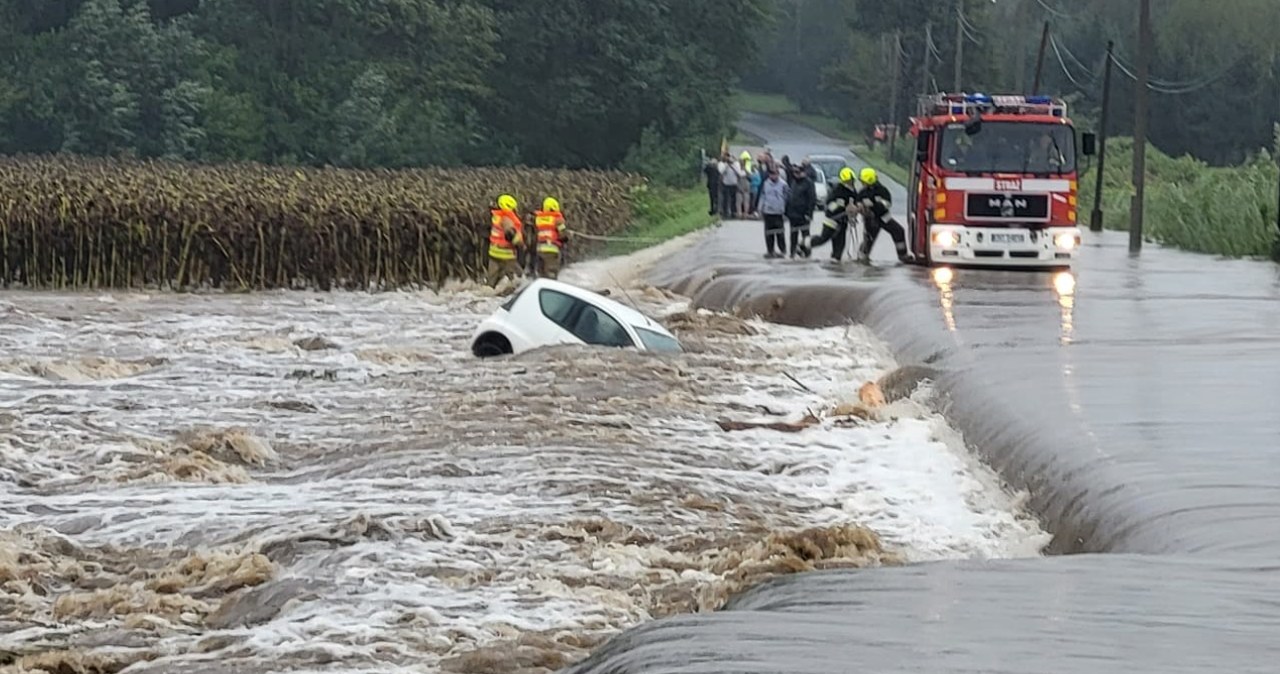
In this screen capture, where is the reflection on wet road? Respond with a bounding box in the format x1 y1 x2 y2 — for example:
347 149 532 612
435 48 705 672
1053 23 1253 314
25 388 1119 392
563 113 1280 672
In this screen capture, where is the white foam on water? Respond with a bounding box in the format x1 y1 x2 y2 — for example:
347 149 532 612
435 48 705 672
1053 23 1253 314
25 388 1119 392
0 237 1048 672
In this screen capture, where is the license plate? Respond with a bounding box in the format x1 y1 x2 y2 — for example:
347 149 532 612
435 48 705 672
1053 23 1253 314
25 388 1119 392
990 233 1026 244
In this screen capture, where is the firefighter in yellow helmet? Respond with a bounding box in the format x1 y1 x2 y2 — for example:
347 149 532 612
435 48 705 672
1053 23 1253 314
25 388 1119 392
852 167 912 263
798 166 859 260
487 194 525 287
533 196 569 279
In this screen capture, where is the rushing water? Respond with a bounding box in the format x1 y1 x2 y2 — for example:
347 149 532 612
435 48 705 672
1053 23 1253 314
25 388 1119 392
557 114 1280 673
0 239 1045 673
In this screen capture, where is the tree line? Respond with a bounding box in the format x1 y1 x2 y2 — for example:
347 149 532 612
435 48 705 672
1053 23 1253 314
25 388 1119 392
746 0 1280 167
0 0 769 184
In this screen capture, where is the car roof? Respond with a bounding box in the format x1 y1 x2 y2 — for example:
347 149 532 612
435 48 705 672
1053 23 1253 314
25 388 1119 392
523 278 673 335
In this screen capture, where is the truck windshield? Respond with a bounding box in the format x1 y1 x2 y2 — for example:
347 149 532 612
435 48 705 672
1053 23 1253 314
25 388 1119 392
938 122 1076 175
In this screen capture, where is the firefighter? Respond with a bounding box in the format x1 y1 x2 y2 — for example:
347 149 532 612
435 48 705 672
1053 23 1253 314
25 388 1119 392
853 167 913 263
487 194 525 287
798 166 859 261
533 196 569 279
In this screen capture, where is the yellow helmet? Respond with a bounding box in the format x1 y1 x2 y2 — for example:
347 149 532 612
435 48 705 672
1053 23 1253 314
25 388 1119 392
860 167 877 185
839 167 855 183
497 194 517 211
543 197 560 212
740 150 751 160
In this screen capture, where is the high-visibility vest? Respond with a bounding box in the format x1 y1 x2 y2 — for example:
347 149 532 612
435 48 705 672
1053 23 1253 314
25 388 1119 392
489 209 522 260
534 210 565 253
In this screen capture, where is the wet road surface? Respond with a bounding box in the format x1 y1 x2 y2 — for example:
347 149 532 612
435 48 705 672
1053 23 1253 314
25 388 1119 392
561 113 1280 672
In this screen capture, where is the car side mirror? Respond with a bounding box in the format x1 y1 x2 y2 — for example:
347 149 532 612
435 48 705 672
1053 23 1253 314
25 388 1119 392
1081 132 1097 156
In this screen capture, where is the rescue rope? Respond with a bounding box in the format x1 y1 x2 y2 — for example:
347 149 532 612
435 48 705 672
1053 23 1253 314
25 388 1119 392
566 230 673 244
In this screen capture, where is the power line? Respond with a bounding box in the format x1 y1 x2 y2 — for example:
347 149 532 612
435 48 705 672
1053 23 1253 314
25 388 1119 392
1110 53 1242 95
1116 51 1242 91
1032 0 1071 19
1055 38 1098 80
1048 34 1094 90
956 6 982 45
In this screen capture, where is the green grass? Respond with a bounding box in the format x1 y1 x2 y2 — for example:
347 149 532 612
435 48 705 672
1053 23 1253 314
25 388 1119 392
850 141 912 187
732 128 768 147
1078 137 1279 258
602 186 717 257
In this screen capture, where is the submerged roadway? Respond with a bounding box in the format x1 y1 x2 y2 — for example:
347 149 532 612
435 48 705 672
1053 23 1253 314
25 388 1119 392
560 112 1280 673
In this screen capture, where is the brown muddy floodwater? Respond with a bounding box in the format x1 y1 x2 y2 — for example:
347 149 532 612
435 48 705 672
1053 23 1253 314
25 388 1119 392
0 247 1046 674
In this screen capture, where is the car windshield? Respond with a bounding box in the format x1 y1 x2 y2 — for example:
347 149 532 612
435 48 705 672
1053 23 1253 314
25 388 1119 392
501 284 529 311
938 121 1076 175
813 159 845 178
633 326 683 353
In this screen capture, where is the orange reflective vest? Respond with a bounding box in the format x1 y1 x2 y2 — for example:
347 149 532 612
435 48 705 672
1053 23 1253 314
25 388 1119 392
534 210 566 253
489 209 523 260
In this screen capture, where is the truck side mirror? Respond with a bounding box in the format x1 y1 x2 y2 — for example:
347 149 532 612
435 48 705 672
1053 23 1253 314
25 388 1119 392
916 130 931 162
1081 132 1097 156
964 112 982 136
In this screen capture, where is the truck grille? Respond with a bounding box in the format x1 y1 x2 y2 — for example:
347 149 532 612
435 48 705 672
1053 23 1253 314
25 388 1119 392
965 192 1050 221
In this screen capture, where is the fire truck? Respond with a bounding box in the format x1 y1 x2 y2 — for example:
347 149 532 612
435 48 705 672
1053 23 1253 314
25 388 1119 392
903 93 1096 269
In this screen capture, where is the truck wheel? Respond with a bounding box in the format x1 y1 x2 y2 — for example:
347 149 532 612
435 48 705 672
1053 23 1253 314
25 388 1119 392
472 333 513 358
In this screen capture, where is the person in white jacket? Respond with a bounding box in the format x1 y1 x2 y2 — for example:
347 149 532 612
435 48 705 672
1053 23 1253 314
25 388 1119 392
717 153 743 220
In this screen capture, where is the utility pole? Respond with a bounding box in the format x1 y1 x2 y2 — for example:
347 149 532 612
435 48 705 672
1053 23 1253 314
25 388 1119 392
922 22 934 96
793 0 801 63
1129 0 1151 254
1274 123 1280 242
954 1 964 91
888 29 902 162
1090 41 1114 233
1032 21 1050 94
1014 0 1028 92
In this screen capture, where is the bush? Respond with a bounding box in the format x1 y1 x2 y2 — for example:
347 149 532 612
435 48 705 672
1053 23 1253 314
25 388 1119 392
1079 137 1279 257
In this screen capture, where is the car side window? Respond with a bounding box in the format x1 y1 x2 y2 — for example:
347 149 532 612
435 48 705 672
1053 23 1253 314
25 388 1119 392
570 304 633 348
538 289 578 330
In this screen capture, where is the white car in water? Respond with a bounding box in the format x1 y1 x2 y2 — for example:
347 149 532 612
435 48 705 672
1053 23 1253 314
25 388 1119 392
470 279 683 358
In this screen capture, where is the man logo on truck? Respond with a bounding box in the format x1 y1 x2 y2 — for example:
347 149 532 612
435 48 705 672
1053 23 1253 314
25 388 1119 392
991 195 1027 218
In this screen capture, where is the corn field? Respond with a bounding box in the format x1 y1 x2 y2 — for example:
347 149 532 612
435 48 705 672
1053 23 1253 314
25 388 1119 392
0 155 646 290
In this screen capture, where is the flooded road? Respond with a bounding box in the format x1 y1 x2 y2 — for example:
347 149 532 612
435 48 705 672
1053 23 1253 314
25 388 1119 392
559 115 1280 672
0 239 1046 673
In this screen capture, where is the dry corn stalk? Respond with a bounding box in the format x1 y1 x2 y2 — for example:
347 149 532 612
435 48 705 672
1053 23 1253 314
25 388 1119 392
0 154 646 290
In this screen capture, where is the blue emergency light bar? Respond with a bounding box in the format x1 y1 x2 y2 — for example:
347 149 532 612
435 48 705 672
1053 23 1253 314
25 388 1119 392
924 92 1067 118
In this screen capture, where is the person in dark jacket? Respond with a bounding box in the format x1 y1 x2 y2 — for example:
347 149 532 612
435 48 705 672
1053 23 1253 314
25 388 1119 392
798 166 859 261
784 164 817 258
703 157 720 215
853 167 912 263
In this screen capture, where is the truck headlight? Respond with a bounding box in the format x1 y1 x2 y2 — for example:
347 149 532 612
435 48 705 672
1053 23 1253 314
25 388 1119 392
1054 233 1077 250
933 230 959 248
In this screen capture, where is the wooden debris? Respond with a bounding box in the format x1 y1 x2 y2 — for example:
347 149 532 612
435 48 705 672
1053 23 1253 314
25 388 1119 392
858 381 886 407
783 372 814 394
831 402 874 420
716 414 820 433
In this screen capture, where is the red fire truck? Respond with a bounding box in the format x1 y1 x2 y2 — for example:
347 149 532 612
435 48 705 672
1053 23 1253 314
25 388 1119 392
904 93 1096 269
